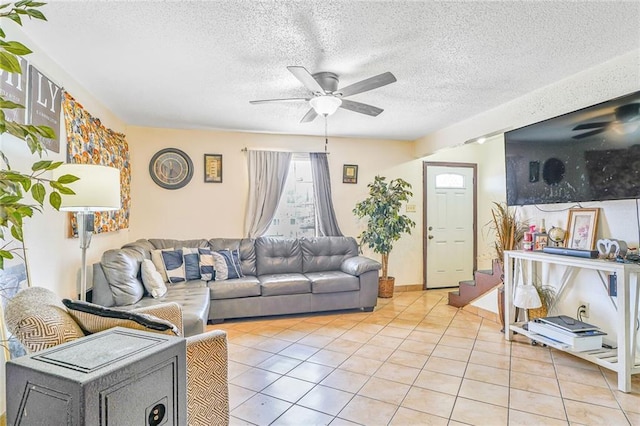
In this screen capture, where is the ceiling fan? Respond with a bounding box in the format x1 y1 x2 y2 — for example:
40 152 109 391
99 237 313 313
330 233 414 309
572 103 640 139
250 66 397 123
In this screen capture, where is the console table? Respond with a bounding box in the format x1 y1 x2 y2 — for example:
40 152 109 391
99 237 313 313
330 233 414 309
503 250 640 392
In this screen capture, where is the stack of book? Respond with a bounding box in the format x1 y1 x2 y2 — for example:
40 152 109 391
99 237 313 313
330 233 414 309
528 315 606 351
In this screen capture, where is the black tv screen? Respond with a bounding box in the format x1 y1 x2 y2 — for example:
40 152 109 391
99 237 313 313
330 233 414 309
505 90 640 206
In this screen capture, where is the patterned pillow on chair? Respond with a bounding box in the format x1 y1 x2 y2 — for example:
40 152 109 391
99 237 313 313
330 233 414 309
62 299 179 336
4 287 85 354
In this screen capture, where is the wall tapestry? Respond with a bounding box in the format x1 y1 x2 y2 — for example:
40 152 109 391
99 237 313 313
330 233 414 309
62 92 130 235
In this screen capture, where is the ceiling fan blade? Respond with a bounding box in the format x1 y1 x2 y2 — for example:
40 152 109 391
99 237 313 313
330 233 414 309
572 122 610 131
250 97 309 105
572 128 607 140
287 66 325 94
300 108 318 123
340 99 383 116
339 72 397 98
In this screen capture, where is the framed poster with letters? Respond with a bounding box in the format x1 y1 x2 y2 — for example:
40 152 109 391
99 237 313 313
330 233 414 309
28 65 61 153
204 154 223 183
343 164 358 184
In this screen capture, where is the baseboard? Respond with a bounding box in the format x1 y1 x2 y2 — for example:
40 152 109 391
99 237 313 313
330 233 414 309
462 304 500 324
394 284 424 292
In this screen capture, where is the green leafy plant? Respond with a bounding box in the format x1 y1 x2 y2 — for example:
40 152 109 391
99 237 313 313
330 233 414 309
353 175 416 279
0 1 77 269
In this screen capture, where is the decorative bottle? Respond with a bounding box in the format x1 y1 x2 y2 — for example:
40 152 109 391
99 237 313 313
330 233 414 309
523 225 535 251
534 219 548 251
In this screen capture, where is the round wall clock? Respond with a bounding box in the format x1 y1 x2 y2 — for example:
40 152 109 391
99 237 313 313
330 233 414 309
149 148 194 190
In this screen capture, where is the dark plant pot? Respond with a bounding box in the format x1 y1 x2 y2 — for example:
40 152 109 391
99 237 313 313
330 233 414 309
378 277 395 298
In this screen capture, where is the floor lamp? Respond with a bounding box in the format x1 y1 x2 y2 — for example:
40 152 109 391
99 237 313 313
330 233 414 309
53 164 121 301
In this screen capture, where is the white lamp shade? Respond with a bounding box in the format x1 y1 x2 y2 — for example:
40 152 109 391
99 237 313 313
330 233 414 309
53 164 121 212
310 96 342 116
513 285 542 309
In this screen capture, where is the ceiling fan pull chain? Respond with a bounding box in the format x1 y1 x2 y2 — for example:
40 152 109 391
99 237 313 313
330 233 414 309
324 115 328 152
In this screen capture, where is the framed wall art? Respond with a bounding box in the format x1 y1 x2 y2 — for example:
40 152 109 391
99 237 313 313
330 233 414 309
343 164 358 184
565 208 599 250
204 154 223 183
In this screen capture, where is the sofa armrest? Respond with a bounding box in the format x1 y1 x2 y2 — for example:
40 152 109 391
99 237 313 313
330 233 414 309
186 330 229 426
341 256 382 276
131 302 184 337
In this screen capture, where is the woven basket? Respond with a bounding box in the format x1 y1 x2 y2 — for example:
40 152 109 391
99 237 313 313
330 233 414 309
528 305 548 321
378 277 395 298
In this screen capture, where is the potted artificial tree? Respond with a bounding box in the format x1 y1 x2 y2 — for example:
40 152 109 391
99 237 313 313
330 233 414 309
353 175 416 298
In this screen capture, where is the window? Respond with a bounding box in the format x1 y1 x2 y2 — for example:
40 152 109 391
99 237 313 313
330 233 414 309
435 173 464 189
266 155 316 238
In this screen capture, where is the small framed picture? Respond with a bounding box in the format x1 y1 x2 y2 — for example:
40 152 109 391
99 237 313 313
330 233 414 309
565 208 599 250
204 154 223 183
343 164 358 184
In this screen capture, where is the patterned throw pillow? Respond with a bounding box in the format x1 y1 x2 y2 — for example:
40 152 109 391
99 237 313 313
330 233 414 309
160 249 185 283
198 248 216 281
140 259 168 298
150 248 171 282
217 249 241 279
5 287 85 354
230 248 244 278
62 299 179 336
182 247 201 281
211 251 228 281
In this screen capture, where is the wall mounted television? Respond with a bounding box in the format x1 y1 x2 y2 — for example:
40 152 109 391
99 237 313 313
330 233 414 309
505 90 640 206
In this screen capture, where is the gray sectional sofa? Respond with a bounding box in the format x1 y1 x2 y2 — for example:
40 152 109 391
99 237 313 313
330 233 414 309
91 236 381 336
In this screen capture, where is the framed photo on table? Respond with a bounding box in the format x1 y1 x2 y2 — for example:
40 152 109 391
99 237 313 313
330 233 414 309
565 208 599 250
204 154 222 183
343 164 358 184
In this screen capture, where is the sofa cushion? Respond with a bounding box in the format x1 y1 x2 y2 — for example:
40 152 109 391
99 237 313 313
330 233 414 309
305 271 360 294
255 237 303 275
301 236 359 273
149 238 209 250
101 246 146 306
209 238 256 276
341 256 382 276
259 273 311 296
62 299 179 336
209 276 261 300
116 281 210 337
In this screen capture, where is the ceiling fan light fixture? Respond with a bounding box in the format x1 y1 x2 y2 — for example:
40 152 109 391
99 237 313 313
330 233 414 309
310 95 342 116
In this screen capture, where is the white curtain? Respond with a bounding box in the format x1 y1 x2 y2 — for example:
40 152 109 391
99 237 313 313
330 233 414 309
310 153 343 236
244 150 292 238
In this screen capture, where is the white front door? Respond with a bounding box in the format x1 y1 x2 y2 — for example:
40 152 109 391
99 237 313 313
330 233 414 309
425 164 476 288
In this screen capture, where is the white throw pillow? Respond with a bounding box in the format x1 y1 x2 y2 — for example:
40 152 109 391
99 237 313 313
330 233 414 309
150 249 171 282
141 259 168 298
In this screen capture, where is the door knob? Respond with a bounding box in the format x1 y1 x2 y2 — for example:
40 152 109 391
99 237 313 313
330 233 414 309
428 235 434 240
428 226 433 231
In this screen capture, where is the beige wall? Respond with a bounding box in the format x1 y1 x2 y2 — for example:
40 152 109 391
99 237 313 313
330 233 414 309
126 127 422 286
0 25 131 299
413 49 640 329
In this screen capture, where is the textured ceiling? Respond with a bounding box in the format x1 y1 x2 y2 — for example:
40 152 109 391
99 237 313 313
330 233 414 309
20 1 640 141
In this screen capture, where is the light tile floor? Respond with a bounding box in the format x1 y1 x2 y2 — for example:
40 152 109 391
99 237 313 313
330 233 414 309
208 290 640 425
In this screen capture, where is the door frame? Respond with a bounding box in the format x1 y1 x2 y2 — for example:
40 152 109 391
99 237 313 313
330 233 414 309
422 161 478 290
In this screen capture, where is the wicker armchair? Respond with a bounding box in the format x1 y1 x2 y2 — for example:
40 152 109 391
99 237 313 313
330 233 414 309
5 287 229 426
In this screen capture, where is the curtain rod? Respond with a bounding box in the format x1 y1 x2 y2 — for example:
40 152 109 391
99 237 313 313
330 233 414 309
240 147 330 154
